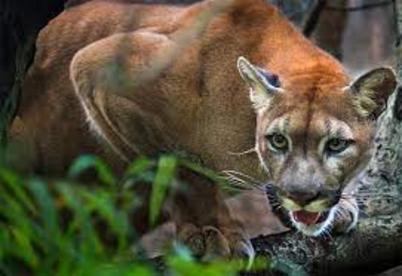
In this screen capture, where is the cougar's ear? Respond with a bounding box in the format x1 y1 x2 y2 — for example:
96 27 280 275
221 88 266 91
237 56 283 110
349 67 397 119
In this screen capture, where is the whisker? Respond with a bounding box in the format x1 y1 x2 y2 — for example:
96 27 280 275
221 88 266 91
221 170 266 192
225 175 255 190
222 183 251 192
338 199 368 217
222 170 263 186
257 155 272 178
221 175 253 191
223 178 262 193
227 148 256 156
222 175 253 189
334 206 342 218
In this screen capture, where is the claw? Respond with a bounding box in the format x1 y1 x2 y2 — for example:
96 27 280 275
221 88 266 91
202 226 231 261
177 223 253 264
232 239 255 270
177 223 205 257
333 197 359 234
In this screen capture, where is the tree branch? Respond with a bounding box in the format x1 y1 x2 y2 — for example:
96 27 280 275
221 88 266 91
302 0 327 37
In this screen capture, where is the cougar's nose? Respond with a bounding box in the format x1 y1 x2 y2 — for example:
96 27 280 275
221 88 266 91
286 190 320 206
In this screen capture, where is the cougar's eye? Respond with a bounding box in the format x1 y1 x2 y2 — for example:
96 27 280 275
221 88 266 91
267 133 288 152
326 138 351 154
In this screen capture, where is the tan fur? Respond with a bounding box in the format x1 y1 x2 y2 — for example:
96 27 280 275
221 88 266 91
8 0 396 256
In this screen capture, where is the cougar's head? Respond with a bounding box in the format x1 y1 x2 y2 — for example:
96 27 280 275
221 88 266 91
237 57 397 236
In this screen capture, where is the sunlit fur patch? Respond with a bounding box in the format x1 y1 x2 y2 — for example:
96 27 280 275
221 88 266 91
289 206 337 237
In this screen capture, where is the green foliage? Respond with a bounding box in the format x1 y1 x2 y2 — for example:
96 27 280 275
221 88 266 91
0 155 268 275
149 156 178 227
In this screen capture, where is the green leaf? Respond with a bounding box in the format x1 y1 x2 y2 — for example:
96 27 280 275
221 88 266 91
84 262 155 276
55 183 105 258
122 156 155 189
179 159 225 186
167 254 237 276
149 155 178 227
68 155 117 186
125 156 153 177
81 189 130 250
0 168 36 213
10 226 38 268
179 158 242 196
28 179 59 239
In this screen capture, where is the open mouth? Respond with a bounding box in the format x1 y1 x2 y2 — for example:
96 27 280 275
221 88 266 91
264 185 337 235
291 209 331 226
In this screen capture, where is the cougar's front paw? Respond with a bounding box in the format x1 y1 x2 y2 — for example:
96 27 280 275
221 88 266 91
333 197 359 234
176 223 203 256
177 223 254 264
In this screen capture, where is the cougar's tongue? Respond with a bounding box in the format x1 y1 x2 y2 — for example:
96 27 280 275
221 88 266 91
293 210 320 225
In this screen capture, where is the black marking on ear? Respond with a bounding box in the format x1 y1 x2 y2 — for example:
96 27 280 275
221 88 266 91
257 68 281 88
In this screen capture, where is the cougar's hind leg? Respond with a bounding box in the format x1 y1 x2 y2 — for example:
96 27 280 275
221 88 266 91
70 30 255 262
70 30 181 234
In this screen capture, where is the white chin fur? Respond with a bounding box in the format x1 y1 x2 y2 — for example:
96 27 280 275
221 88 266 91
289 206 338 237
